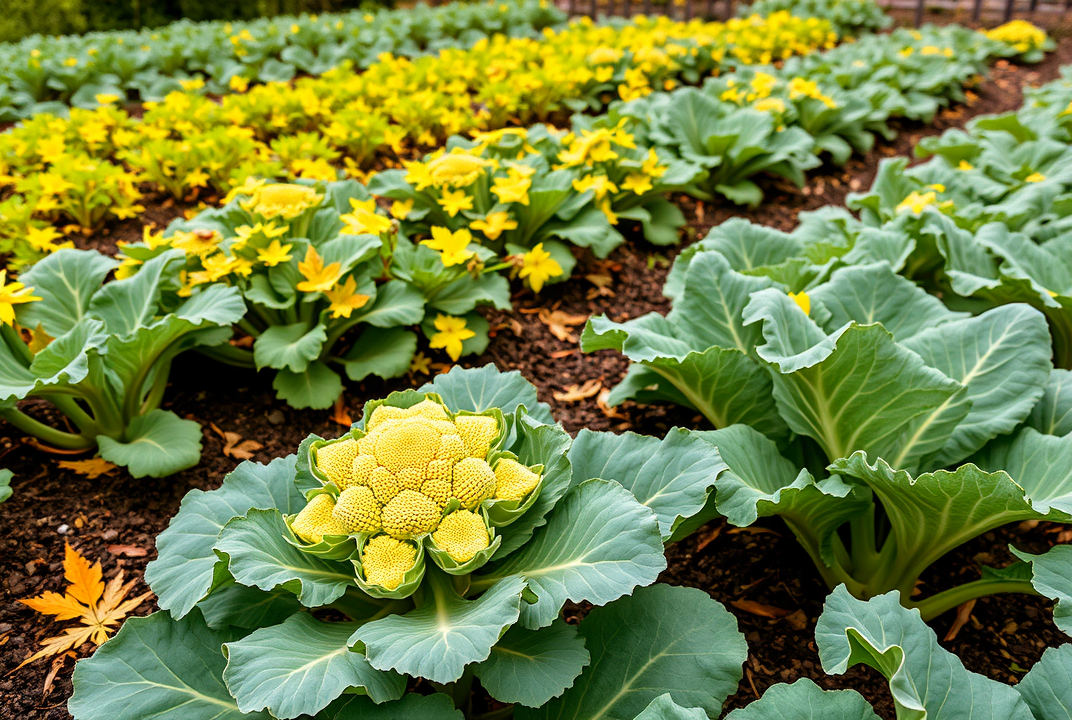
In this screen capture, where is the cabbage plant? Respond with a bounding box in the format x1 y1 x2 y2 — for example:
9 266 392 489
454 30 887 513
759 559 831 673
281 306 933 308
68 366 728 719
635 586 1072 720
583 243 1072 620
1 248 245 477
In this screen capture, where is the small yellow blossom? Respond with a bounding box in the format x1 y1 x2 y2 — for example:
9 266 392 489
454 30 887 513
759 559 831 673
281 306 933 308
789 291 810 316
297 246 344 293
470 211 518 241
439 189 475 217
0 271 41 326
422 227 476 267
1025 172 1046 183
257 240 294 267
621 173 653 195
324 276 371 319
518 243 563 293
390 199 414 220
429 315 475 361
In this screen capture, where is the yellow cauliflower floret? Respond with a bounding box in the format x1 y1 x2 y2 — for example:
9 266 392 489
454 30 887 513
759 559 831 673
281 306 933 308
381 489 442 538
333 486 382 533
352 454 377 485
431 510 490 563
455 415 499 458
421 475 453 506
436 433 465 462
372 419 440 474
367 404 407 429
368 467 400 504
361 535 418 590
315 437 361 488
494 458 541 502
396 467 426 491
408 399 451 421
452 457 497 509
292 494 350 544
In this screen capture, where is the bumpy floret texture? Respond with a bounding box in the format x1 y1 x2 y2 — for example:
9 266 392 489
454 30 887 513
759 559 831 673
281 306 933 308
315 438 362 489
333 486 382 533
431 510 491 562
494 458 541 502
302 398 542 543
361 535 418 590
292 493 350 543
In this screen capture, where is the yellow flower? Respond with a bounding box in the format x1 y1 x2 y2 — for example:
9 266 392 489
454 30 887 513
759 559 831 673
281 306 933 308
423 150 492 189
390 199 414 220
429 315 475 361
170 229 222 257
324 276 371 319
621 173 653 195
470 211 517 240
574 174 618 200
957 160 974 171
754 98 786 114
641 148 667 179
25 226 63 252
342 198 393 235
1025 172 1046 183
257 240 294 267
896 191 938 215
241 183 323 220
0 271 42 326
229 75 250 93
95 94 119 105
297 246 344 293
518 243 563 293
492 174 531 205
789 291 810 316
422 227 476 267
439 189 475 217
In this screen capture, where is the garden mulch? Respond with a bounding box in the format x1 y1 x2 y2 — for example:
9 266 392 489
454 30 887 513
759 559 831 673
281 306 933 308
2 35 1072 720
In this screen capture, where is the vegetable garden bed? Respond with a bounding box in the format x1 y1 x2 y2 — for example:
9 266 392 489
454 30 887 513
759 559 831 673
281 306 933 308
2 26 1071 718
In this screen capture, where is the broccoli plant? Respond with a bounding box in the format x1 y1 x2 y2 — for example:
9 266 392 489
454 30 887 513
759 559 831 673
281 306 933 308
583 242 1072 620
0 248 245 477
69 366 728 719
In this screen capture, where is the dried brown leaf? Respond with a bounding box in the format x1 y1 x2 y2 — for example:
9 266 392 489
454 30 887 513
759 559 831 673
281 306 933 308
944 599 976 641
56 458 117 480
553 379 603 403
537 309 588 343
731 599 790 619
106 545 147 558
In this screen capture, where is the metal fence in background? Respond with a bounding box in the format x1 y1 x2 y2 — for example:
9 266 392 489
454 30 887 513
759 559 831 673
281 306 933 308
562 0 1072 25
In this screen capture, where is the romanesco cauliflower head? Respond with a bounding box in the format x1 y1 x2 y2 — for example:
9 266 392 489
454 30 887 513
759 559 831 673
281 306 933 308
292 394 545 592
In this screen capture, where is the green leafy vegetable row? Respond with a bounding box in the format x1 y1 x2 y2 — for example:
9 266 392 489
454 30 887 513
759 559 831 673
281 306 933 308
63 364 1072 718
737 0 891 36
0 0 565 120
583 67 1072 620
604 22 1049 207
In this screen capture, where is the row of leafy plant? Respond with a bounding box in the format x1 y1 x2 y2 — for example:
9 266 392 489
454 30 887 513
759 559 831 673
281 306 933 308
0 20 1055 478
737 0 891 36
0 0 566 120
55 367 1071 719
582 67 1072 626
0 9 843 271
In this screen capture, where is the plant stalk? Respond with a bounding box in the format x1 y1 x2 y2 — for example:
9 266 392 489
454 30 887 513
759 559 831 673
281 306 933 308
910 578 1039 621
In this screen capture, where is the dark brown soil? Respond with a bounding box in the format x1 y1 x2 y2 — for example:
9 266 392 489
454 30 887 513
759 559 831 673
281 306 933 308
2 38 1071 720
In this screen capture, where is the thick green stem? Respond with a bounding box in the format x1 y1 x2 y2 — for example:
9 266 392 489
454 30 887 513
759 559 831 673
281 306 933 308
199 342 256 368
1 324 33 366
848 507 880 582
784 519 868 598
0 406 96 450
140 359 173 415
50 395 100 437
237 318 262 339
910 578 1039 621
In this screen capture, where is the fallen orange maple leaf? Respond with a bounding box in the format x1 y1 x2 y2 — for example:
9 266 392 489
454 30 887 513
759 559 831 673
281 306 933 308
17 544 152 669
